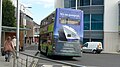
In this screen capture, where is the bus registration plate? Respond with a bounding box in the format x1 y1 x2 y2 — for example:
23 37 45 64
64 43 74 47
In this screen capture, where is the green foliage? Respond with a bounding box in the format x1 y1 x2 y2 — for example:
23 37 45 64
2 0 16 27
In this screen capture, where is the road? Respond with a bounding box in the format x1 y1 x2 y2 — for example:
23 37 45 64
25 44 120 67
65 53 120 67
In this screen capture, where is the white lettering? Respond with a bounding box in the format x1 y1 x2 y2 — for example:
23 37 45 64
60 12 80 18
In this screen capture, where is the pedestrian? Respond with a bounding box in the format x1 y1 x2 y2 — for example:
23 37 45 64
12 36 16 50
3 36 14 62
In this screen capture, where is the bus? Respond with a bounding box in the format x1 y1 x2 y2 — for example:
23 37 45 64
39 8 83 58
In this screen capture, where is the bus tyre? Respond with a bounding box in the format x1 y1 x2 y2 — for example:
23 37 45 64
92 50 96 54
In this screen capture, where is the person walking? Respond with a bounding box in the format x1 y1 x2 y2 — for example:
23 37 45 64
12 36 16 50
4 36 14 62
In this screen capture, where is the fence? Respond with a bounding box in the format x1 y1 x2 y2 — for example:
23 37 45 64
12 51 85 67
13 51 38 67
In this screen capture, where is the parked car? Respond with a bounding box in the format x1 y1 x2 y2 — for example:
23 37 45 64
82 42 103 54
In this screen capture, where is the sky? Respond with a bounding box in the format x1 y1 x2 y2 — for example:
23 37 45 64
20 0 55 25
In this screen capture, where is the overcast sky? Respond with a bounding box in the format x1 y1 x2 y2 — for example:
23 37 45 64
20 0 55 24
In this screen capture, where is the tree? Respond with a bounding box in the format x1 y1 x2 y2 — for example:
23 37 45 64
2 0 16 27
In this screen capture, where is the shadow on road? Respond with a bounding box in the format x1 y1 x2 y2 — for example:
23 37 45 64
46 56 78 61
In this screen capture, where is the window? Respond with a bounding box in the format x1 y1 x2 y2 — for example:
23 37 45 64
64 0 76 8
91 22 103 30
84 43 88 47
84 14 90 30
71 0 76 7
91 39 103 43
91 14 103 30
77 0 80 6
84 22 90 30
80 0 90 6
35 28 37 32
84 14 90 21
83 38 89 44
64 0 70 8
92 0 104 5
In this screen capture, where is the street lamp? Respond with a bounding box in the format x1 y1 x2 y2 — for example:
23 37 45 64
22 6 32 27
16 0 20 57
0 0 2 56
76 0 77 10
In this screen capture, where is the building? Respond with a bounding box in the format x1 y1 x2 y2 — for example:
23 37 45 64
2 0 34 49
55 0 120 52
33 22 40 44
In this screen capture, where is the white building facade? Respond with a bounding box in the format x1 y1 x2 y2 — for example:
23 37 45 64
55 0 120 52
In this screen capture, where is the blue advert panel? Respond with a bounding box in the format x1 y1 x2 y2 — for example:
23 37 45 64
54 8 83 42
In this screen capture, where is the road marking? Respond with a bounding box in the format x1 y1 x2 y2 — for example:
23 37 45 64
62 66 71 67
41 65 53 67
36 63 72 67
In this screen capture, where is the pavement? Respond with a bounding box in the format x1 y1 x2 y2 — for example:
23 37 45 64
0 50 38 67
0 43 38 67
0 55 13 67
101 51 120 54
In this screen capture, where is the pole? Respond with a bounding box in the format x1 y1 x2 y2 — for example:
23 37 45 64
16 0 20 57
76 0 77 10
0 0 2 56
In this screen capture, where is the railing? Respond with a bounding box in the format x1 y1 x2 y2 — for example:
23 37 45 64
13 51 37 67
13 51 86 67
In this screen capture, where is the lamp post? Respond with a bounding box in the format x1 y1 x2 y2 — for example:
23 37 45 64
0 0 2 56
16 0 20 57
76 0 77 10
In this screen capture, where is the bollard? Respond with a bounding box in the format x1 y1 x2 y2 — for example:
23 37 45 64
21 59 22 67
13 56 16 67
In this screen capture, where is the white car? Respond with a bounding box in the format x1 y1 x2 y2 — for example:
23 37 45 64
82 42 103 54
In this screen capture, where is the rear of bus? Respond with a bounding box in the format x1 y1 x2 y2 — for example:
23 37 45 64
53 8 83 57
